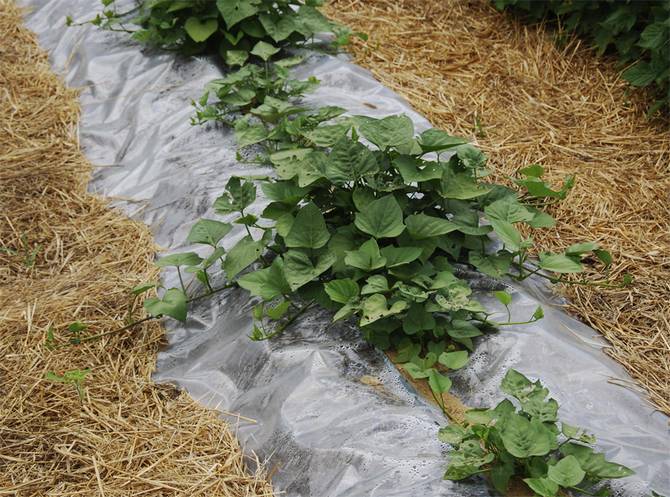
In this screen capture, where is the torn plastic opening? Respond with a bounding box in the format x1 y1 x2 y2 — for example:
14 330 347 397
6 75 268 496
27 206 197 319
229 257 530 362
22 1 669 496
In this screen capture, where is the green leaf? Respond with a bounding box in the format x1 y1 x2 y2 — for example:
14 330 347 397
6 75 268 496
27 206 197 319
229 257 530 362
324 278 359 304
638 22 668 50
456 144 487 169
131 282 156 296
266 300 290 320
184 17 218 43
468 252 513 278
484 196 534 223
68 321 87 333
560 443 634 479
428 369 453 398
358 114 416 154
250 40 280 61
547 455 586 487
156 252 203 268
261 181 307 205
380 245 422 267
538 253 583 273
622 62 657 87
520 164 545 177
344 239 387 271
214 177 256 214
490 219 524 251
494 290 512 306
500 369 535 399
303 122 352 147
360 294 408 326
500 415 554 458
521 391 559 423
217 0 259 28
418 129 467 153
327 136 378 184
405 213 459 239
403 362 430 380
491 460 515 494
282 249 336 291
361 274 390 294
223 236 264 279
439 350 469 370
144 288 187 322
565 242 599 256
234 117 267 147
225 50 250 67
354 195 405 239
523 477 559 497
238 259 291 300
259 11 299 42
439 171 491 200
403 303 435 334
438 424 468 445
393 156 444 183
187 219 232 247
284 202 330 249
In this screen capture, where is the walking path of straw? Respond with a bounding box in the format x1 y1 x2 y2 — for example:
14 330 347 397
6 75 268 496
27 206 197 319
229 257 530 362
326 0 670 415
0 3 273 495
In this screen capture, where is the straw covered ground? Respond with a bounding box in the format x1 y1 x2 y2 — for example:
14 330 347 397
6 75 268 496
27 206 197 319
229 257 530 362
326 0 670 414
0 2 273 495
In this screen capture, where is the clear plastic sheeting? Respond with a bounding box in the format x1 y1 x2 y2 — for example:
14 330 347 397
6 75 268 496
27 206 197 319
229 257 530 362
22 2 669 496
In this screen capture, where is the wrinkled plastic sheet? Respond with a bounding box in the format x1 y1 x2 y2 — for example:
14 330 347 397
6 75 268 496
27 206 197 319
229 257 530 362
22 2 669 496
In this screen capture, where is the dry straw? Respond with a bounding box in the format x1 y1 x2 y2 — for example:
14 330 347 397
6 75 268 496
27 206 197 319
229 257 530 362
325 0 670 414
0 2 273 495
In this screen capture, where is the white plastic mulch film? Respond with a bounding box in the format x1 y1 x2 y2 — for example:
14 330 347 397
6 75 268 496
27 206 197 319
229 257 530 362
23 2 669 496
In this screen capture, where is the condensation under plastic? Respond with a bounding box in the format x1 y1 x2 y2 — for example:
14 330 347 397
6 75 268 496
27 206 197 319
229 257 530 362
22 2 669 496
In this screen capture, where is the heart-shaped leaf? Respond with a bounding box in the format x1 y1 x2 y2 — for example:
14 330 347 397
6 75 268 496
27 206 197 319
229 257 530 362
144 288 187 322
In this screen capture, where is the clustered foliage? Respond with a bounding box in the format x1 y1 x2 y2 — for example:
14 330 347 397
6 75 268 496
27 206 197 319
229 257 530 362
493 0 670 114
70 0 358 66
72 2 636 495
167 58 614 411
440 370 633 495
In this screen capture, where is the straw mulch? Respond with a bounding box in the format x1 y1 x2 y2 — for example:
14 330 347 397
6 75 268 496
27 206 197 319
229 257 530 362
0 3 273 495
326 0 670 414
